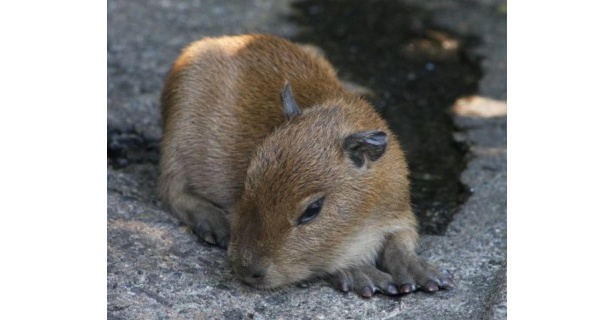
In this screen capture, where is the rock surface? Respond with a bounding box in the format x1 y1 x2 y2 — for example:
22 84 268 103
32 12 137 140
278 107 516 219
107 0 507 319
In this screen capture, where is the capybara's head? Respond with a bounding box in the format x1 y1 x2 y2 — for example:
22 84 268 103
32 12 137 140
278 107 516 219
228 84 407 289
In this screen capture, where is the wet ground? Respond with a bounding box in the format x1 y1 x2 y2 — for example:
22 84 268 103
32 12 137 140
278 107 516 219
290 0 481 234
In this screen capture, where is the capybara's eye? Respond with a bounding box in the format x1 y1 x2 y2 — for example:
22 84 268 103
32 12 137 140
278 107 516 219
298 197 325 225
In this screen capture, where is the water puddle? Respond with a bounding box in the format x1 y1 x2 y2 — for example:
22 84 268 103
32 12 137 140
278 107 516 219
290 0 482 234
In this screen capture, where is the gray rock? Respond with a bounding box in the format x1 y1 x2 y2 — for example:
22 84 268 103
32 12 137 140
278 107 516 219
108 0 506 318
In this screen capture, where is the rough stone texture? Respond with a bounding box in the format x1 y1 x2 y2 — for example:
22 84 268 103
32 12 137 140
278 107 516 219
107 0 506 319
107 0 296 140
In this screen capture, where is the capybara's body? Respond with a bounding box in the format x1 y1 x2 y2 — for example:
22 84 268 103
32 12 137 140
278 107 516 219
158 34 453 297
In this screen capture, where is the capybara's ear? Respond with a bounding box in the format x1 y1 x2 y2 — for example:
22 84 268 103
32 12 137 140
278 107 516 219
342 130 388 168
280 81 301 120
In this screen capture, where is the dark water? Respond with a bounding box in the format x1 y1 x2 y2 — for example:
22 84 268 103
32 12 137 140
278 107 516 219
290 0 481 234
107 0 482 235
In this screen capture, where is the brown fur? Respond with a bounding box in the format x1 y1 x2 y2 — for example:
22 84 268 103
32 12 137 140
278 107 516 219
158 34 452 296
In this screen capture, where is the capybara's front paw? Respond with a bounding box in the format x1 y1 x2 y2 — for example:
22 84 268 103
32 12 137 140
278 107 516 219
328 265 399 298
383 253 454 293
